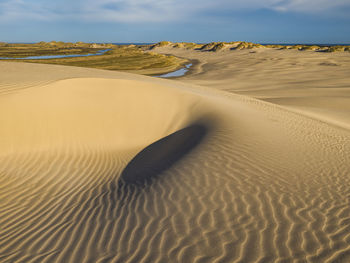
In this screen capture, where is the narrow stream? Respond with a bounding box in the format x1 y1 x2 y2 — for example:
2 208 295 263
0 49 111 60
157 64 192 78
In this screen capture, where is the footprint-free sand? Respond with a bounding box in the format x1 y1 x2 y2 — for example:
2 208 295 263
1 51 350 263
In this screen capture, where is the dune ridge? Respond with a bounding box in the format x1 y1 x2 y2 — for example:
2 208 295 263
149 41 350 53
1 62 350 262
149 45 350 132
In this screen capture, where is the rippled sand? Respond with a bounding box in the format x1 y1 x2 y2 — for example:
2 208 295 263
1 61 350 263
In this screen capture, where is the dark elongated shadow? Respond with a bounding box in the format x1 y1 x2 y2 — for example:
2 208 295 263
120 124 208 185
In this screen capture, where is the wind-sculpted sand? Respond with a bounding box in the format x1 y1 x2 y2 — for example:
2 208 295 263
1 61 350 263
151 46 350 131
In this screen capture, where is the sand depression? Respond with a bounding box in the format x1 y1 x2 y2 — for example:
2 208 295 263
0 62 350 262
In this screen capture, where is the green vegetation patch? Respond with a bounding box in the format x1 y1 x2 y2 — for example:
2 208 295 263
264 44 285 49
234 42 263 50
300 45 321 51
327 46 346 52
0 42 113 58
0 42 186 73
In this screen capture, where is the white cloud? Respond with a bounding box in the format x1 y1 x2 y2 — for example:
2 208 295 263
0 0 59 21
272 0 350 13
0 0 349 23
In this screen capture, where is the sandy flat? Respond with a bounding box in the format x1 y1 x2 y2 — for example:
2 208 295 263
0 59 350 263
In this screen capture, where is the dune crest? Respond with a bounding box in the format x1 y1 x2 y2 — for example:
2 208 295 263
1 62 350 262
149 41 350 53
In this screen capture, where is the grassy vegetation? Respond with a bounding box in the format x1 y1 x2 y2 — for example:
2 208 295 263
1 41 348 74
327 46 346 52
0 42 114 58
150 41 270 51
198 42 218 51
0 42 187 74
148 41 350 53
264 44 350 52
300 45 320 51
173 42 202 49
211 43 226 51
153 41 316 52
150 41 173 49
264 44 285 49
28 47 184 71
234 42 264 50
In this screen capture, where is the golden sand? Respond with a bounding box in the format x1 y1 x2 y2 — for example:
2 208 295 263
0 56 350 262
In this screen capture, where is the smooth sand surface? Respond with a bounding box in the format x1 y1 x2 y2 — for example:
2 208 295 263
1 60 350 263
152 47 350 131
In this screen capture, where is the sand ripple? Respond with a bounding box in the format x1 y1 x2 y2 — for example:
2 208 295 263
0 63 350 262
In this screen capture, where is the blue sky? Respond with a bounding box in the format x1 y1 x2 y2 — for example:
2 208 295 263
0 0 349 43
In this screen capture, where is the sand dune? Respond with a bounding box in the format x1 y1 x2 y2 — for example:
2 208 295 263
150 47 350 131
1 61 350 262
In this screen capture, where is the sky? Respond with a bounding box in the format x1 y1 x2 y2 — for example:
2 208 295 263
0 0 349 44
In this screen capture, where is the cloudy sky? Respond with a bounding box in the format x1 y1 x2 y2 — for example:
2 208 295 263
1 0 349 43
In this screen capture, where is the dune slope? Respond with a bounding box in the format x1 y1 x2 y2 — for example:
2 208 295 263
149 47 350 131
0 62 350 263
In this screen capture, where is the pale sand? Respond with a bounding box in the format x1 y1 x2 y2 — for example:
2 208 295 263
151 47 350 131
0 60 350 263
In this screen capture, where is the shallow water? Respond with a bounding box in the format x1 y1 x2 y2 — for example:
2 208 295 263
157 63 192 78
0 49 111 60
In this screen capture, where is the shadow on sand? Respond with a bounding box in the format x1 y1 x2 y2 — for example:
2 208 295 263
120 124 207 185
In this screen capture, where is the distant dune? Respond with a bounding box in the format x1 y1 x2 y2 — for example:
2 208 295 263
150 44 350 131
1 60 350 262
149 41 350 53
